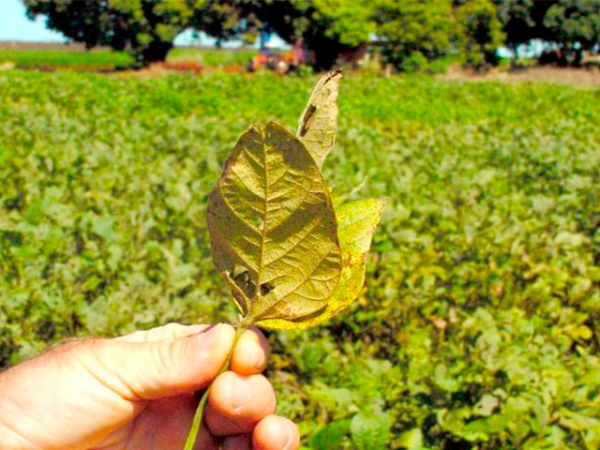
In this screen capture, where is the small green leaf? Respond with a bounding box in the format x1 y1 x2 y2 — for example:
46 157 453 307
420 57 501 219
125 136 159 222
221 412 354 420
398 428 424 448
473 394 500 417
297 70 342 168
310 419 351 450
559 408 598 431
207 122 342 323
350 411 390 450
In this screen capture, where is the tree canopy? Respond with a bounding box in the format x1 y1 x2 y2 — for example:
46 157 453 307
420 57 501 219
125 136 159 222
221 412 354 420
456 0 505 70
24 0 207 65
374 0 454 72
493 0 553 53
544 0 600 65
22 0 600 69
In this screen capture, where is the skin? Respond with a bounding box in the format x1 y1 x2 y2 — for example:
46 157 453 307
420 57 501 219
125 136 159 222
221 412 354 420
0 323 300 450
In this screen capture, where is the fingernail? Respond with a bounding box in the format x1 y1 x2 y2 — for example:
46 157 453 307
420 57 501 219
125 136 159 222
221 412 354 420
198 324 223 350
283 420 296 450
251 343 266 372
240 336 266 372
231 376 251 412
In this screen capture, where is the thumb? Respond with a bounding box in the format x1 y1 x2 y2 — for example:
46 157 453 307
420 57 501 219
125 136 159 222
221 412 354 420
87 324 236 400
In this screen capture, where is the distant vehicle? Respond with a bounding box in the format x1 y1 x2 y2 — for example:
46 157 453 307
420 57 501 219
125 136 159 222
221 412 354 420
247 51 298 74
247 38 308 75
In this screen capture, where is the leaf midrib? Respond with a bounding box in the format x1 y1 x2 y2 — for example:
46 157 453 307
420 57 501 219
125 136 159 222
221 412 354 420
255 129 270 302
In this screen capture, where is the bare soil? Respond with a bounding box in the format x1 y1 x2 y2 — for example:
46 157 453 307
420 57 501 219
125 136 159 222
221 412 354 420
0 41 86 51
438 63 600 89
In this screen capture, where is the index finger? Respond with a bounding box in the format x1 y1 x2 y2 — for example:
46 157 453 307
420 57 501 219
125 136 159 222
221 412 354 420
230 327 269 375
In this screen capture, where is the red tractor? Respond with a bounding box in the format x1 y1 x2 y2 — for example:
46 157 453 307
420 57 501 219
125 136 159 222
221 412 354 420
247 40 308 74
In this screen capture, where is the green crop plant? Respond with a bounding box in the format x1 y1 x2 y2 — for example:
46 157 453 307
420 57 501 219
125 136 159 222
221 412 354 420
183 71 385 449
3 70 600 448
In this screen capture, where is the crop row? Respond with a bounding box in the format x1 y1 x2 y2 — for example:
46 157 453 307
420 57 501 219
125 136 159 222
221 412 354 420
1 72 599 448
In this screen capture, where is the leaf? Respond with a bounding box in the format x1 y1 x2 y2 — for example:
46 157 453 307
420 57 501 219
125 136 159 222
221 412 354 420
310 419 351 450
554 231 586 247
297 70 342 168
350 411 390 450
473 394 500 417
433 363 461 392
207 122 342 323
397 428 424 448
559 408 598 431
256 198 386 329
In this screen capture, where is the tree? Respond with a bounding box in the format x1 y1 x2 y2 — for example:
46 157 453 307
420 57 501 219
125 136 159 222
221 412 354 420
241 0 374 70
372 0 454 72
190 0 258 47
23 0 206 65
233 0 454 72
494 0 555 56
455 0 505 70
544 0 600 66
493 0 600 66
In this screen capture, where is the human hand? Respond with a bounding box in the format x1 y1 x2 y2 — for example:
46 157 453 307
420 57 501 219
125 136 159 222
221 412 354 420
0 323 300 450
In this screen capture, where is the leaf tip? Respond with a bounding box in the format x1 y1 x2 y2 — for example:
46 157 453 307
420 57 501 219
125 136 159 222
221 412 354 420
324 68 343 84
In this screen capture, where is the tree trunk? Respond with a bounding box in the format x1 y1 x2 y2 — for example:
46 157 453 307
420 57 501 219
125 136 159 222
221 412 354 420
139 40 173 66
312 44 340 71
573 48 584 67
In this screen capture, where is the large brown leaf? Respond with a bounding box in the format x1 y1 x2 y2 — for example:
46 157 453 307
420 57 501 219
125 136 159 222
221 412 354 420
207 122 342 323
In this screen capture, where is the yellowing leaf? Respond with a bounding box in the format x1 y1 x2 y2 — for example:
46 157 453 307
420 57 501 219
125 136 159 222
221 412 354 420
297 70 342 168
207 122 342 323
336 198 387 256
206 72 383 331
257 198 386 329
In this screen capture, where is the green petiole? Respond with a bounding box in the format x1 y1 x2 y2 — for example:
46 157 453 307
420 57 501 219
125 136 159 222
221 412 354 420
183 324 249 450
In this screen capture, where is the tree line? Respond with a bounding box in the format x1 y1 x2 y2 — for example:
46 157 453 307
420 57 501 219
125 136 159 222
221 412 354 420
23 0 600 70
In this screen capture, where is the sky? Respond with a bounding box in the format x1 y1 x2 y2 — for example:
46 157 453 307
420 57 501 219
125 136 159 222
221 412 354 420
0 0 65 42
0 0 289 48
0 0 213 45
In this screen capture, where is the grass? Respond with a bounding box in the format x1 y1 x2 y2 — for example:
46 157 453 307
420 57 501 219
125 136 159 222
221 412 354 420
0 46 256 69
169 47 257 67
0 48 134 68
1 71 600 449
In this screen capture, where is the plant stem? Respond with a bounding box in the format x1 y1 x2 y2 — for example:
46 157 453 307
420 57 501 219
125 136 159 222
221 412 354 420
183 324 248 450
